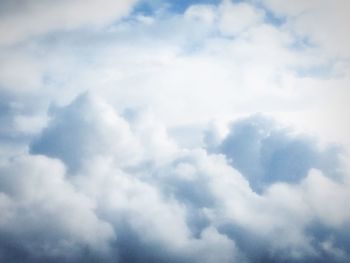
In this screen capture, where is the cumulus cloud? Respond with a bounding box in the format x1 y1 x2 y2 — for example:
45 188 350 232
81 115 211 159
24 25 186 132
1 0 350 262
1 93 345 262
25 94 246 262
0 154 114 262
30 93 142 173
209 114 340 192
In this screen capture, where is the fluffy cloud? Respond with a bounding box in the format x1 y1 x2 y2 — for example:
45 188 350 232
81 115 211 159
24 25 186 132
0 154 114 262
30 93 142 173
209 115 340 192
72 156 243 263
22 94 244 262
1 0 350 262
1 93 346 262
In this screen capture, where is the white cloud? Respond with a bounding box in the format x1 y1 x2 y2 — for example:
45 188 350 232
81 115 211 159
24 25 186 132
1 0 348 146
218 0 265 35
262 0 350 58
0 0 138 45
1 91 350 262
0 154 115 261
0 0 350 262
301 169 350 226
184 4 216 25
30 93 142 172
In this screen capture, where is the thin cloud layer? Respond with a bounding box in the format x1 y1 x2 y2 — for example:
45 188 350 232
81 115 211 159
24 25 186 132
0 0 138 45
0 0 350 262
261 0 350 58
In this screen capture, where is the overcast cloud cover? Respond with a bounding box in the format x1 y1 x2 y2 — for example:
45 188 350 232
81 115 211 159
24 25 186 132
0 0 350 262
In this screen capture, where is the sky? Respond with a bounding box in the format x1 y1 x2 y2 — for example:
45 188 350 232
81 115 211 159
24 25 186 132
0 0 350 262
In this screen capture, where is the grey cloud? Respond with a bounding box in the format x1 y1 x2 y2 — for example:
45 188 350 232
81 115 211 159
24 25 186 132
30 93 141 173
211 114 341 193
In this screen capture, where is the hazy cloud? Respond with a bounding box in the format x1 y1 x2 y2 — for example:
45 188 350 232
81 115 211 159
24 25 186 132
0 0 139 45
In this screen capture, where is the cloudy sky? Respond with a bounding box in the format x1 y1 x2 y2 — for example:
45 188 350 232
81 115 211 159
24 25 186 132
0 0 350 262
